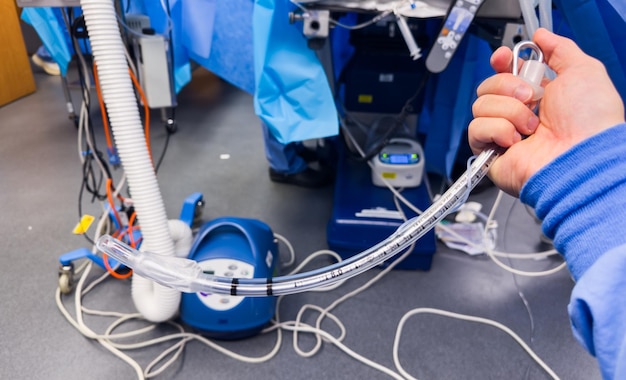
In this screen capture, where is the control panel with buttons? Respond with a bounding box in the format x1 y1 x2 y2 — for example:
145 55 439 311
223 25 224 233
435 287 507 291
196 259 255 311
426 0 486 73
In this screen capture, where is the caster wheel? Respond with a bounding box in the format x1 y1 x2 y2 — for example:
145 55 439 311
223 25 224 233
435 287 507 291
193 200 205 223
59 273 72 294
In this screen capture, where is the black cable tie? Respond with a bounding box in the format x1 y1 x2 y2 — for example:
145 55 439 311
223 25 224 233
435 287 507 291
230 278 238 296
266 278 273 296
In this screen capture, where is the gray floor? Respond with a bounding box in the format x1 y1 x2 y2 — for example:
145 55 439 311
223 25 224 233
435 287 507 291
0 68 601 380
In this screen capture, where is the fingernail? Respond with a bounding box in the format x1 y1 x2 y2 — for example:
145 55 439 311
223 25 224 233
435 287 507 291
527 115 539 133
514 85 533 102
513 131 522 143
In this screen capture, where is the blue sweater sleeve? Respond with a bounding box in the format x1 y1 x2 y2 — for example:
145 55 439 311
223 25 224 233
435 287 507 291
520 122 626 379
569 246 626 380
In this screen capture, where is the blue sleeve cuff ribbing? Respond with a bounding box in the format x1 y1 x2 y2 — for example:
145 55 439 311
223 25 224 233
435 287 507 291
520 123 626 280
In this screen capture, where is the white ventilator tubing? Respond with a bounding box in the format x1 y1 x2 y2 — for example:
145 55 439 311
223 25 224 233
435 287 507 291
81 0 181 322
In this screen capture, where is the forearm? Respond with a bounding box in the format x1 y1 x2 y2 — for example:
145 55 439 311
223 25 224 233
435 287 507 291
520 122 626 280
519 122 626 378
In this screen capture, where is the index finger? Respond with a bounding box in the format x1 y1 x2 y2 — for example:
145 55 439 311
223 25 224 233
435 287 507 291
490 46 513 73
477 73 535 103
490 46 527 74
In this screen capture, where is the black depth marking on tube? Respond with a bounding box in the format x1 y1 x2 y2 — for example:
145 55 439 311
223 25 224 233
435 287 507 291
267 278 273 296
231 278 238 296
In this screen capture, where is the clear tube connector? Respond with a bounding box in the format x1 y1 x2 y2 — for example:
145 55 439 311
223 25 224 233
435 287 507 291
97 235 205 293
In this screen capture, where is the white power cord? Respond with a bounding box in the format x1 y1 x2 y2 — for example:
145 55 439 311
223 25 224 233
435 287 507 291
392 308 560 380
483 191 567 277
57 210 561 379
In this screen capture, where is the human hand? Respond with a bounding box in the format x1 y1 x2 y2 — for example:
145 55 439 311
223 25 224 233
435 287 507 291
468 28 625 196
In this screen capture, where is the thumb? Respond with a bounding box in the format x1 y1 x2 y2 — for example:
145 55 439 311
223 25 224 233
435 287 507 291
533 28 589 74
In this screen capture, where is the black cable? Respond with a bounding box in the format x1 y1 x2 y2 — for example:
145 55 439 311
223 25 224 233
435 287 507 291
78 160 97 246
155 129 171 173
82 154 106 202
65 9 122 245
155 107 178 173
69 10 112 183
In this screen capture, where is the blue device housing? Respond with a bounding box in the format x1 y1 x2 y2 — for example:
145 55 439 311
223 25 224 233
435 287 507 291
328 146 436 270
180 217 278 339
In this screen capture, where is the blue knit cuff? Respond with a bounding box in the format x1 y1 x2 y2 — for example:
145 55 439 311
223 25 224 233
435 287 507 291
520 123 626 280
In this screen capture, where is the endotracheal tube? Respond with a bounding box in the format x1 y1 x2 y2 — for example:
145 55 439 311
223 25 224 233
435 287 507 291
97 40 546 297
96 149 498 297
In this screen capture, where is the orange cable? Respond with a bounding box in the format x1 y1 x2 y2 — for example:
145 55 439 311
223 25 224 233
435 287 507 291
93 63 114 151
104 178 133 279
103 253 133 279
127 211 137 248
106 178 123 230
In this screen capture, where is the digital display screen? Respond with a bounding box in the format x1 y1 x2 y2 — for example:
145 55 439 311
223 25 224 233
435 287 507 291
445 8 473 34
390 155 410 164
380 153 419 165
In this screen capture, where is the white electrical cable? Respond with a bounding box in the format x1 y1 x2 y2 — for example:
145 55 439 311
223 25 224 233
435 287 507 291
392 308 560 380
124 46 138 80
293 243 416 359
60 211 561 379
56 269 146 379
538 0 553 33
56 242 376 377
280 321 405 380
483 191 567 277
274 233 296 267
519 0 540 39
